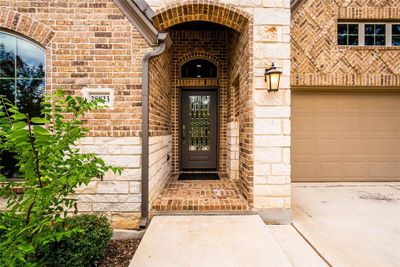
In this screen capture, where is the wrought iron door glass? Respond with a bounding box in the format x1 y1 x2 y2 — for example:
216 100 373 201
189 95 210 151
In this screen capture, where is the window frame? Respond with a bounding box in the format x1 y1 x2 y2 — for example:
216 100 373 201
0 30 46 180
337 22 400 47
0 30 46 107
337 22 360 46
179 58 219 80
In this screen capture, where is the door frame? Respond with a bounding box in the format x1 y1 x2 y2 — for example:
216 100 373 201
179 87 220 172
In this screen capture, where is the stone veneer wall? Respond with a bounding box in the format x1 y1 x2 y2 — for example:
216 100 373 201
76 137 142 229
148 135 172 205
252 0 291 218
292 0 400 87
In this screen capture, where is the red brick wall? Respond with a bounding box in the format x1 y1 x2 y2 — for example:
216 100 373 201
0 1 151 137
149 48 172 136
169 29 229 174
227 22 253 204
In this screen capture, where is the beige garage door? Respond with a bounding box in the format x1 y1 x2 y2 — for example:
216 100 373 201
292 92 400 182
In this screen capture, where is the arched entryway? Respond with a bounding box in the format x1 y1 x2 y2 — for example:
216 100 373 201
147 2 254 212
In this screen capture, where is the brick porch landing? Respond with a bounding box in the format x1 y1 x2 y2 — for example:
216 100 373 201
152 175 249 212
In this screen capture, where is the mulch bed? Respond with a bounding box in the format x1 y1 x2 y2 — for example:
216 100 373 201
98 238 141 267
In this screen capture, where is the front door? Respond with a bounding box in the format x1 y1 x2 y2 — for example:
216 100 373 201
181 90 218 170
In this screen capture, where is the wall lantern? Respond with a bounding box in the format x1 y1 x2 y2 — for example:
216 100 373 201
264 63 282 93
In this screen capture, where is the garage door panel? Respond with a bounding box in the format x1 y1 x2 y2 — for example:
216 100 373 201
317 117 343 132
293 139 316 154
366 140 394 154
342 140 367 154
317 140 342 154
369 163 395 178
343 163 367 178
292 117 315 133
319 162 341 178
292 92 400 182
292 162 316 179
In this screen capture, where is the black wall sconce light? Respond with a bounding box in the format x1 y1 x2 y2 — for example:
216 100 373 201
264 63 282 93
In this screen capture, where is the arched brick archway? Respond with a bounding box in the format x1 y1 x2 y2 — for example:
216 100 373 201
149 1 255 210
152 1 251 32
0 8 55 47
177 52 221 67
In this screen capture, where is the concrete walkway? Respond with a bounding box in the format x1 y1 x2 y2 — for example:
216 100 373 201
130 215 324 267
293 183 400 267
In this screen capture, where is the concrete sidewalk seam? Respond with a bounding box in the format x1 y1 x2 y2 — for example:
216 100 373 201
291 223 333 267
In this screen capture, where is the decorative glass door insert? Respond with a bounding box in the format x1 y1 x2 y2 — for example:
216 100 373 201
189 95 210 151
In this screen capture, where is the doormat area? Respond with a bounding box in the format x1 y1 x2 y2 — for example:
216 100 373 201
178 173 220 180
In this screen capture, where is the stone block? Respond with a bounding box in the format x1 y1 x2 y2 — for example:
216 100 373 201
254 119 282 134
253 8 290 25
272 164 291 176
102 155 141 168
254 106 290 118
254 147 282 163
254 135 290 147
116 168 141 181
130 182 141 194
97 181 129 194
254 163 271 176
111 212 140 229
254 184 291 197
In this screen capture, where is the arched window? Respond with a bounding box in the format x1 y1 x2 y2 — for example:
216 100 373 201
181 59 217 78
0 31 45 118
0 31 45 178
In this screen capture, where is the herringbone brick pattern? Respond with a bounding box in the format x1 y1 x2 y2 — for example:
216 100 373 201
292 0 400 87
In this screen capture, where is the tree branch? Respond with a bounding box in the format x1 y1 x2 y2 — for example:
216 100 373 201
26 114 43 188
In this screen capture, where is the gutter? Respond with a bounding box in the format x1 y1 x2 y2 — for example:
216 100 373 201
140 32 171 228
113 0 172 228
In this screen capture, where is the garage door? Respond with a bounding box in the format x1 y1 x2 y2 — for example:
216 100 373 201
292 92 400 182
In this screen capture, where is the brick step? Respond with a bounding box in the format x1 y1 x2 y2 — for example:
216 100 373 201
152 179 249 212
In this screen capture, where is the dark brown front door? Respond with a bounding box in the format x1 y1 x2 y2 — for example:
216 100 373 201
181 90 218 170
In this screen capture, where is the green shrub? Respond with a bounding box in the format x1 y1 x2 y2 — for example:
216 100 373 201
37 214 112 267
0 91 121 265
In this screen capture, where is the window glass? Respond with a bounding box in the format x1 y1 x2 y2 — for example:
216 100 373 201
0 31 45 178
181 59 217 78
365 24 386 46
337 24 359 45
392 24 400 46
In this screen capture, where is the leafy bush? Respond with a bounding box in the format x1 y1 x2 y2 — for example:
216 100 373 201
0 91 121 266
36 214 112 267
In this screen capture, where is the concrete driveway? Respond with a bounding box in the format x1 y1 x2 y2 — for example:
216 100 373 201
292 183 400 267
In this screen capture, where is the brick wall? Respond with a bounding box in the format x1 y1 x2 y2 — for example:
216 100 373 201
227 26 254 204
292 0 400 87
169 29 229 174
149 48 171 136
148 47 172 206
0 0 152 228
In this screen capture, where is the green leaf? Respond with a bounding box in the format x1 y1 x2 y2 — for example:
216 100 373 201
31 117 49 124
11 113 26 120
12 121 26 130
32 125 50 136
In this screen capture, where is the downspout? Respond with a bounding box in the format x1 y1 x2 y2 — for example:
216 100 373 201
140 33 169 228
